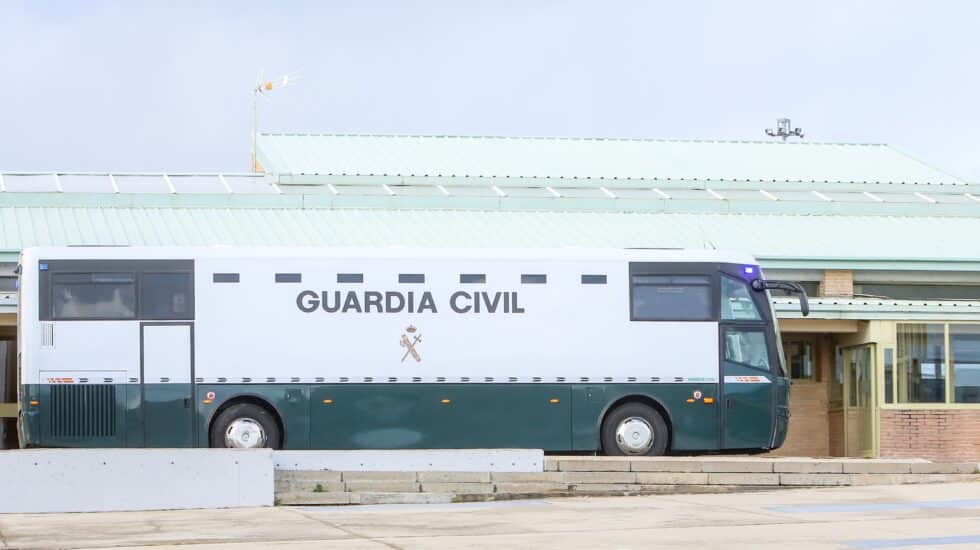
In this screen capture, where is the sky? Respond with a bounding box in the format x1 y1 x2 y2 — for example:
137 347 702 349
1 1 978 180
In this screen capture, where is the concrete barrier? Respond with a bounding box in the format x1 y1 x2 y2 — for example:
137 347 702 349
274 449 543 472
276 457 980 505
0 449 273 513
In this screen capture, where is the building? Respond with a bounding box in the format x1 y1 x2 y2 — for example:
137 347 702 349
2 134 979 459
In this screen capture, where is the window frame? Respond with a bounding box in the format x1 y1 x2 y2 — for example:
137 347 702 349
39 259 194 322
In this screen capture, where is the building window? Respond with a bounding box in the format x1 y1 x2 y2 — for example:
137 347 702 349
950 324 980 404
631 275 710 321
52 272 136 320
896 323 946 403
784 340 815 380
883 348 894 404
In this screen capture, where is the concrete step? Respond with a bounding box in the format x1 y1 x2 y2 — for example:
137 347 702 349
275 458 980 506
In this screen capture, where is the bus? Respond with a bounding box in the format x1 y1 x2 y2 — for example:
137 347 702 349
17 246 808 456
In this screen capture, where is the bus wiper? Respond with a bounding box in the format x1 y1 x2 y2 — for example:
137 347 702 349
751 279 810 317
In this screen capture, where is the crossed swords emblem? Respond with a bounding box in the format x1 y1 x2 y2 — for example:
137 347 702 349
399 325 422 363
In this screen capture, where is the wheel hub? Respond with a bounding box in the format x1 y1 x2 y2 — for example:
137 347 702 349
615 416 654 454
224 418 267 449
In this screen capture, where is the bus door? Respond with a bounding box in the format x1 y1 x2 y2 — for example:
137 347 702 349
718 275 775 450
140 322 194 447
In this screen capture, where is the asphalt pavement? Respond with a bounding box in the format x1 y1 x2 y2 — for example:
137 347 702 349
1 482 979 549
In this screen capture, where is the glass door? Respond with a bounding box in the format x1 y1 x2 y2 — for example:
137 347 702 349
843 345 875 457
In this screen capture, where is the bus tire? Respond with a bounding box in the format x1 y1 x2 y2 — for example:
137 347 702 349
600 402 669 456
209 403 281 449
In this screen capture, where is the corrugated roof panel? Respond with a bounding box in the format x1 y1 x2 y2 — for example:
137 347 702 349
4 207 980 267
256 134 963 185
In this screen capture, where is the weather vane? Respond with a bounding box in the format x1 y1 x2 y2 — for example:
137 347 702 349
251 70 295 172
765 118 804 141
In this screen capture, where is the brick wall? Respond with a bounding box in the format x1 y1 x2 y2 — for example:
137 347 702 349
770 381 830 456
819 270 854 297
880 409 980 461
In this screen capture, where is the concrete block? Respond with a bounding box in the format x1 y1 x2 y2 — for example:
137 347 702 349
557 458 632 472
842 461 912 474
910 462 980 474
344 480 420 493
561 471 637 484
634 472 709 485
494 482 570 494
275 449 542 472
701 461 774 473
275 480 346 493
772 461 844 474
0 449 273 513
544 458 560 471
275 470 343 483
342 471 418 482
707 473 779 486
276 491 351 505
417 471 491 483
849 473 947 486
491 472 565 483
568 483 640 493
630 460 704 473
420 482 495 494
778 474 851 486
637 485 743 495
351 492 454 505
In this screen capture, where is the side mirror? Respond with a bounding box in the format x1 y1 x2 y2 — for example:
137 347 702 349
752 279 810 317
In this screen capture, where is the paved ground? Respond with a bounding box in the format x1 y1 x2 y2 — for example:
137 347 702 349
2 482 979 549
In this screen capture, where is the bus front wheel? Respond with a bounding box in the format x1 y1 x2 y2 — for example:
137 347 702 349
601 402 669 456
210 403 281 449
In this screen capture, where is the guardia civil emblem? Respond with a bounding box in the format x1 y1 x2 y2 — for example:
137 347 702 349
400 325 422 363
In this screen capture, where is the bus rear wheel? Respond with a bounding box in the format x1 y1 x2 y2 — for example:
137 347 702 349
210 403 281 449
601 402 669 456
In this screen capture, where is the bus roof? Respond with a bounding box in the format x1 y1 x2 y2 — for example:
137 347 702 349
20 246 757 265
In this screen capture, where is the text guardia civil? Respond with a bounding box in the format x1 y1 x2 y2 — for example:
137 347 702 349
297 290 525 314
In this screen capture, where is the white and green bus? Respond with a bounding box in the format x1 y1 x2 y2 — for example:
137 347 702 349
17 246 807 455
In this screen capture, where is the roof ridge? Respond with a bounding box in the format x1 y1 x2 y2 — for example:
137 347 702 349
257 132 889 147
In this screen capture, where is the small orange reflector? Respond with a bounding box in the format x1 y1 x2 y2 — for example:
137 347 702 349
323 399 333 404
549 398 560 404
703 397 715 404
686 398 695 403
441 398 451 404
202 399 213 404
29 400 39 406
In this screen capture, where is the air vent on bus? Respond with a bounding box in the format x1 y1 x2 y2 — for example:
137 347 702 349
49 385 116 438
41 323 54 348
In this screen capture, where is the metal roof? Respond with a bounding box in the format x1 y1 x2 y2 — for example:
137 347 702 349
3 206 980 270
773 297 980 320
4 172 980 218
255 134 964 185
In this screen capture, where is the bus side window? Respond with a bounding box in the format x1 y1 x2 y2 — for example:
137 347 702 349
631 275 711 321
141 272 193 319
724 328 770 370
52 272 136 320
